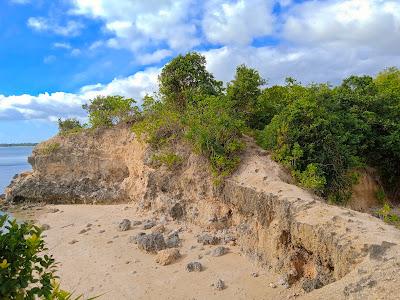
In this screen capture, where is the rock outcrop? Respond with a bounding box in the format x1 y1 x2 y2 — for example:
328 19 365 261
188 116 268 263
6 126 400 299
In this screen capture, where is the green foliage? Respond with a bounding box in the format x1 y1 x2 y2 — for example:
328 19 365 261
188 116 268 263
0 215 57 299
184 95 245 181
152 152 183 170
39 142 60 155
82 95 139 128
159 52 223 111
375 187 387 204
58 118 83 135
226 65 265 125
377 203 400 227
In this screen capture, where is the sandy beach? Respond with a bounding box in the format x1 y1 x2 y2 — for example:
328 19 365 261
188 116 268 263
30 204 297 300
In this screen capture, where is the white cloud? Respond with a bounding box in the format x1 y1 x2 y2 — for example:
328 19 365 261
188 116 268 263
137 49 173 65
43 55 56 64
28 17 84 36
53 42 72 49
70 0 200 54
203 0 275 45
0 68 159 121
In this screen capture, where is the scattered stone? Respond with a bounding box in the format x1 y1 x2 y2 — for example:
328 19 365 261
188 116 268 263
213 279 225 291
69 239 78 245
113 235 119 239
197 234 220 245
251 272 259 278
130 271 137 275
125 261 130 264
137 233 167 253
155 248 181 266
277 275 290 289
132 220 142 226
99 230 106 233
143 220 156 230
302 278 323 292
129 232 146 244
49 208 59 213
186 261 202 272
118 219 131 231
198 254 203 259
166 232 181 248
169 203 184 220
86 223 92 228
41 224 50 231
107 241 113 244
269 283 277 288
211 246 228 257
79 229 87 234
152 225 166 234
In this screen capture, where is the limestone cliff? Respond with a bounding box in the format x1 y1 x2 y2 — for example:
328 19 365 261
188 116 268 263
5 126 400 299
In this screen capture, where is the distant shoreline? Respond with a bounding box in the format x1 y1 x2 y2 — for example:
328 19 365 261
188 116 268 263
0 143 38 147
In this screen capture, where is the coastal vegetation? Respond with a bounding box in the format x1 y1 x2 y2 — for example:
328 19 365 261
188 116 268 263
57 52 400 204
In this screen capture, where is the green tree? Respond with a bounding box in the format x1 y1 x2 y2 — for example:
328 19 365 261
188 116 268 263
57 118 82 135
159 52 223 111
226 65 265 126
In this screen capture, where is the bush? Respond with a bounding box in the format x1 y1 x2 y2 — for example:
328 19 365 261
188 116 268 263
58 118 83 135
83 95 139 128
152 152 183 170
184 95 245 181
38 142 60 155
0 215 57 299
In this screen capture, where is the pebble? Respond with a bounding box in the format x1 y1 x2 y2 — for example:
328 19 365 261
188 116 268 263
214 279 225 291
69 240 78 245
186 261 203 272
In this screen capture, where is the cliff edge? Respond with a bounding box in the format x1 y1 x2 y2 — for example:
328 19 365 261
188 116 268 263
6 126 400 299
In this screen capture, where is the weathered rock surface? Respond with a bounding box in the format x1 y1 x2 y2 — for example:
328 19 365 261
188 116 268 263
136 233 166 253
186 261 202 272
155 248 180 266
6 126 400 299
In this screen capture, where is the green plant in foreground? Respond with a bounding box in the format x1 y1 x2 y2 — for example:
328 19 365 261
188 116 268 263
58 118 83 136
0 215 100 300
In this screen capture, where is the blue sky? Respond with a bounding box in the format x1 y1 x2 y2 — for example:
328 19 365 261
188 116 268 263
1 0 400 143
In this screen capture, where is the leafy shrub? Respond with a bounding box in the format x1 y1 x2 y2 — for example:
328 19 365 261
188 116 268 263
377 203 400 227
58 118 83 135
152 152 183 170
83 95 139 128
0 215 57 299
184 95 245 181
39 142 60 155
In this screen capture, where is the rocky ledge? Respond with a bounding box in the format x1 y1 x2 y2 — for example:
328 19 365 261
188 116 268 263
5 126 400 299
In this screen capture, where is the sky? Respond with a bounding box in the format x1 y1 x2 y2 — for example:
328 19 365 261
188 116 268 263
0 0 399 143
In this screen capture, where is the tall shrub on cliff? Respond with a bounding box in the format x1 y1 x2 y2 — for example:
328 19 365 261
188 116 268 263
158 52 223 111
83 95 140 128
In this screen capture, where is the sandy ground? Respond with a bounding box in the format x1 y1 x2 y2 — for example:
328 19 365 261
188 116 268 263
29 204 297 300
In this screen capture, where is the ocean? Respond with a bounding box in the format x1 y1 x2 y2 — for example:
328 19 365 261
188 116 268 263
0 146 33 194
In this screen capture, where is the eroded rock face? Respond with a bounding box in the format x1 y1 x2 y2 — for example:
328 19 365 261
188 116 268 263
6 127 400 299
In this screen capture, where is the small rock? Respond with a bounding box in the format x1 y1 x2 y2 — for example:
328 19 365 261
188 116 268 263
79 229 87 234
143 220 156 230
198 254 203 259
166 232 181 248
132 220 142 226
99 230 106 233
113 235 119 239
155 248 181 266
41 224 50 231
118 219 131 231
49 208 59 213
152 225 166 234
169 203 185 220
277 275 290 289
211 246 228 257
269 283 277 288
197 234 220 245
251 272 259 278
107 241 113 244
137 233 167 253
69 239 78 245
129 232 146 244
214 279 225 291
86 223 92 228
190 245 197 250
186 261 202 272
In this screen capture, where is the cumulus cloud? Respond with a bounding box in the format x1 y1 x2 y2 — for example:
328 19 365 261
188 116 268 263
27 17 84 36
0 68 159 121
70 0 200 52
203 0 275 45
